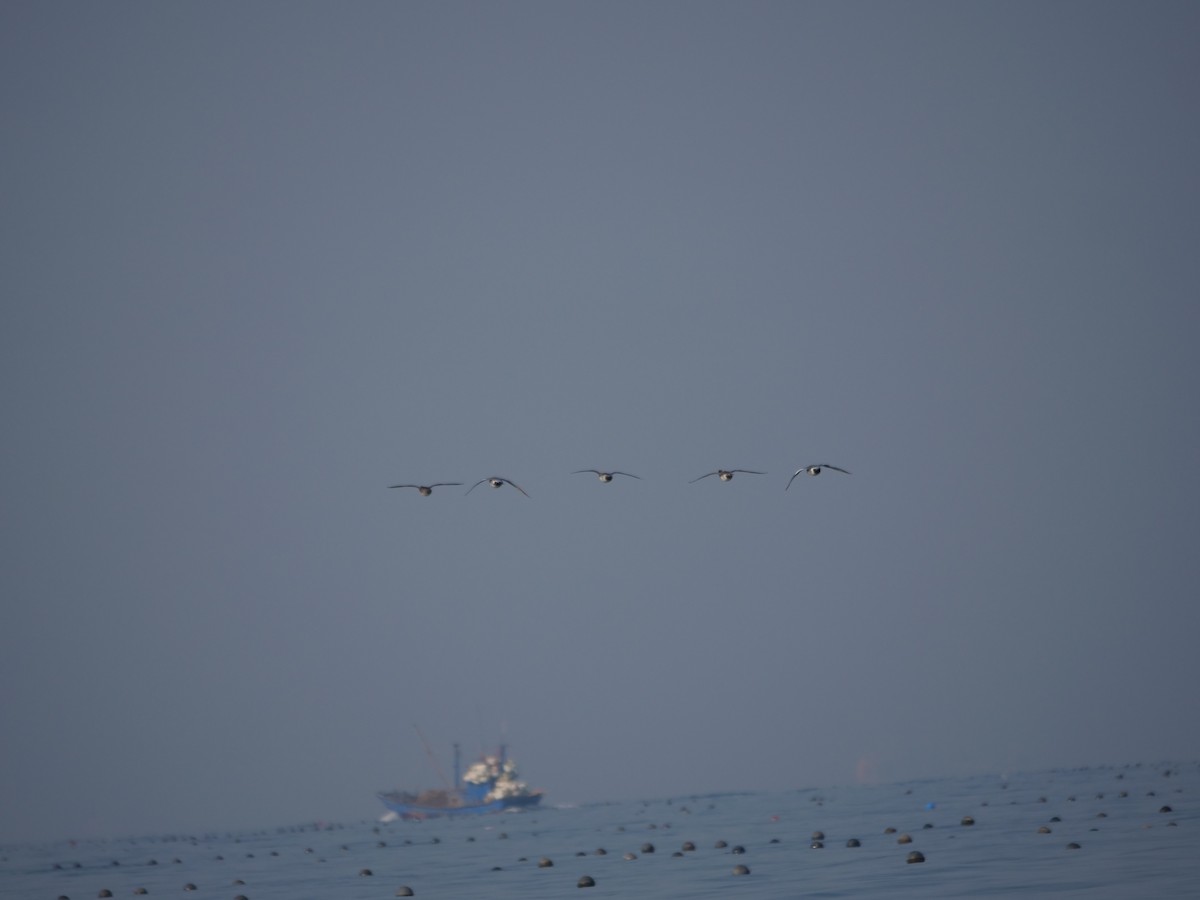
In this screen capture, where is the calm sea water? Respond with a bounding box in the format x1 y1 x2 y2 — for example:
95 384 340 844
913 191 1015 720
4 763 1195 900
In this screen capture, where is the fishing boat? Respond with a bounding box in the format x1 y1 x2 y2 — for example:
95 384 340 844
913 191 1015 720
377 743 543 820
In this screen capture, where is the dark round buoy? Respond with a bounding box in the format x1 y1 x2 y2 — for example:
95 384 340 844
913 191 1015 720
359 868 373 876
681 841 695 852
896 833 912 844
714 839 727 848
499 832 508 839
731 845 745 854
769 837 780 844
1037 825 1052 834
640 842 655 853
396 887 415 897
577 875 596 888
1160 805 1174 813
733 864 750 875
538 857 553 868
594 848 607 855
1050 816 1061 822
134 889 148 896
183 885 197 892
623 852 636 860
810 840 824 849
884 826 896 834
906 851 925 864
961 816 975 826
811 830 825 840
1066 842 1081 850
922 823 934 830
846 838 861 848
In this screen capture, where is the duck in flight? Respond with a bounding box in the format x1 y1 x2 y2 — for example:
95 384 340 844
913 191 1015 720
785 464 851 491
573 469 641 482
690 469 765 483
466 477 530 497
388 482 463 496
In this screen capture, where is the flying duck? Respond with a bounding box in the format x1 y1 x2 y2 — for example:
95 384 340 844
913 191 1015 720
466 477 530 497
388 482 463 496
690 469 765 483
572 469 641 482
785 465 851 490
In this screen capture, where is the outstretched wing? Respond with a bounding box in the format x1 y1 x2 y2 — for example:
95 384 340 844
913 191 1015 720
502 478 530 497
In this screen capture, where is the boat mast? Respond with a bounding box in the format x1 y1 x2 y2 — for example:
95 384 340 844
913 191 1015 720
413 724 452 790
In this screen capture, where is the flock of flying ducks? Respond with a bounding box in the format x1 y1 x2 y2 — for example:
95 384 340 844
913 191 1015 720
388 465 850 496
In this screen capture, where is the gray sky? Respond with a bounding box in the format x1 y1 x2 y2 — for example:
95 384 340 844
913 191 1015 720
3 1 1199 843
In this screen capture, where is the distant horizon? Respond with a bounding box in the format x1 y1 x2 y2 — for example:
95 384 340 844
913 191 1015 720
11 756 1193 847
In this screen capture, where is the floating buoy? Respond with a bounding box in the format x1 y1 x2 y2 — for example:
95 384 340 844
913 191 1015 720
577 875 596 888
906 851 925 864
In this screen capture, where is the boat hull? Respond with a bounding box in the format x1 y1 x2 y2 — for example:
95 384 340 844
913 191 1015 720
377 791 542 820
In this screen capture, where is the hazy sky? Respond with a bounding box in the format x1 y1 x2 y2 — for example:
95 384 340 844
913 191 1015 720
3 1 1199 844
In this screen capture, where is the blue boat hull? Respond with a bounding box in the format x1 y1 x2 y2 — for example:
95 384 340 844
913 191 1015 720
377 791 542 820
